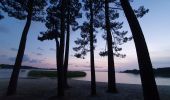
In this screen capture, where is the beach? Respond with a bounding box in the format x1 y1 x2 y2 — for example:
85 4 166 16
0 78 170 100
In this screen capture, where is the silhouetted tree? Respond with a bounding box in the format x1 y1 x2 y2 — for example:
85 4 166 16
39 0 81 96
74 0 131 94
93 0 148 93
0 10 3 19
104 0 118 93
120 0 160 100
0 0 6 20
2 0 47 96
82 0 130 93
97 6 132 58
42 0 66 97
88 0 96 95
38 0 65 96
73 0 103 95
0 13 3 20
38 30 60 69
73 22 97 95
63 0 82 88
64 0 71 89
97 3 132 92
57 0 66 97
38 30 60 72
38 2 61 74
73 22 94 58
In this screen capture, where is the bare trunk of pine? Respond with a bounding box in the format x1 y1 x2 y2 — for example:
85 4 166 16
89 0 96 95
56 39 60 69
57 0 66 97
6 1 33 96
120 0 160 100
55 38 59 75
63 0 70 89
105 0 117 93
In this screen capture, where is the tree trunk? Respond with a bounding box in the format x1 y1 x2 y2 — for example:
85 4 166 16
104 0 117 93
55 38 60 74
89 0 96 95
63 0 70 89
120 0 160 100
55 38 62 96
57 0 66 97
56 39 60 69
56 38 60 93
6 1 33 96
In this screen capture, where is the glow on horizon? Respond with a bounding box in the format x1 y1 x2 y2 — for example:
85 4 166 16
0 0 170 71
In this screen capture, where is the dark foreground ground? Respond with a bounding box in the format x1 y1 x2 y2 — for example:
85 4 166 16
0 78 170 100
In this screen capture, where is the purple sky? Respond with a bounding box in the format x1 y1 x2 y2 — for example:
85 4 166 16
0 0 170 71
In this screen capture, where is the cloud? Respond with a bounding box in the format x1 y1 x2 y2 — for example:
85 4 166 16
10 48 18 51
37 47 44 51
36 53 43 56
8 54 42 64
32 52 43 56
8 57 15 62
0 54 7 58
9 55 30 62
29 59 42 63
49 48 56 51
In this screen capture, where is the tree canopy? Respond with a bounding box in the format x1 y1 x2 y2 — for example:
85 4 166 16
0 0 6 20
1 0 47 21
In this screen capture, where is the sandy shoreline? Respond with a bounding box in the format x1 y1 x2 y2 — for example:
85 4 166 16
0 78 170 100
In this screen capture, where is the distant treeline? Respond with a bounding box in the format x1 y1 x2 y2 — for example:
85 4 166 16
121 67 170 77
28 70 86 78
0 64 42 69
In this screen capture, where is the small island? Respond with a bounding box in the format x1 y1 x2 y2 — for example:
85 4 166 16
0 64 86 78
0 64 40 69
121 67 170 77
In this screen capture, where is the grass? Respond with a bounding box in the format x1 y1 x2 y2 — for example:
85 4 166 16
28 70 86 78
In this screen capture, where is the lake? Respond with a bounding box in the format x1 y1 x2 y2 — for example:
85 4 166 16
0 69 30 78
74 71 170 86
1 70 170 86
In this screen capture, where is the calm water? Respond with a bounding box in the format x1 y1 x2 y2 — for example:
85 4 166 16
0 69 30 78
1 70 170 85
74 71 170 86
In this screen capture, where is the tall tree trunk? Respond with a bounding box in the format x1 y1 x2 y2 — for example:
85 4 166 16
104 0 117 93
6 1 33 96
57 0 66 97
63 0 70 89
120 0 160 100
89 0 96 95
56 39 60 68
56 38 60 92
55 38 60 74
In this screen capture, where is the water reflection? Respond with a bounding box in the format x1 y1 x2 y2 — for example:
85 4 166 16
74 71 170 86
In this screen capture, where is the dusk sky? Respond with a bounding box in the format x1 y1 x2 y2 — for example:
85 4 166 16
0 0 170 71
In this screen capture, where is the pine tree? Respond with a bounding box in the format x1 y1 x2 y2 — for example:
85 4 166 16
38 2 61 76
44 0 67 96
57 0 67 96
73 0 105 95
120 0 160 100
94 0 148 93
89 0 96 95
2 0 47 95
63 0 82 88
0 0 6 20
0 10 4 19
104 0 118 92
